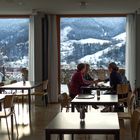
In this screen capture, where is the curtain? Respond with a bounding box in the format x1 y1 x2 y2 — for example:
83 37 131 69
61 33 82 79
126 14 136 91
48 15 58 102
42 15 49 81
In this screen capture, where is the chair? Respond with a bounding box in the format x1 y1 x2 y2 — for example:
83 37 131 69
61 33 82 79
58 92 71 112
117 84 129 104
31 80 48 106
0 95 18 140
118 92 135 119
131 108 140 140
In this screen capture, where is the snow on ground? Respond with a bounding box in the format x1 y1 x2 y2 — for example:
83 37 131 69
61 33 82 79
78 40 124 64
113 32 126 41
78 46 112 64
76 38 110 45
4 56 28 68
61 84 69 94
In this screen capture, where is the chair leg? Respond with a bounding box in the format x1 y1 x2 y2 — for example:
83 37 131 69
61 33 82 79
14 112 19 137
5 117 11 140
61 107 63 112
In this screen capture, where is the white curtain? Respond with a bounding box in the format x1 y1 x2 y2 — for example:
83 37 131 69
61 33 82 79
48 15 58 102
126 14 136 91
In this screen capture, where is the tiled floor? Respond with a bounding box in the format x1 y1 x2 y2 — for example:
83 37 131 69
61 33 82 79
0 103 136 140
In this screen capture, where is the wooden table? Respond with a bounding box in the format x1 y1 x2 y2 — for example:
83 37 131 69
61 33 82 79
0 81 41 119
71 94 118 112
45 112 120 140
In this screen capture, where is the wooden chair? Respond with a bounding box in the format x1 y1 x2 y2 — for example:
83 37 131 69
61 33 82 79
31 80 48 106
131 108 140 140
58 93 71 112
0 95 18 140
117 84 129 104
118 92 135 119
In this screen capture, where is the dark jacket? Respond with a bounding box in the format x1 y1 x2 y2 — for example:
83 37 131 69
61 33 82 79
110 70 122 91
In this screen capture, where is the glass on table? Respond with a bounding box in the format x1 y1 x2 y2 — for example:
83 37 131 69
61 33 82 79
97 89 100 100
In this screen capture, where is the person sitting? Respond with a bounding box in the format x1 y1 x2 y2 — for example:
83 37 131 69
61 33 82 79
83 63 99 109
104 62 122 94
69 63 93 99
83 64 94 81
102 62 122 112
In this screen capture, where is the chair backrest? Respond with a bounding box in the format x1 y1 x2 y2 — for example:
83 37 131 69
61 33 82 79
10 80 17 84
35 80 48 92
117 84 129 95
127 93 135 115
58 93 70 106
43 80 48 91
131 108 140 140
4 95 14 109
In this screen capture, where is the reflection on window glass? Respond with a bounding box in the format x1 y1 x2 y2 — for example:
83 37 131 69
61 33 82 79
0 18 29 83
60 17 126 87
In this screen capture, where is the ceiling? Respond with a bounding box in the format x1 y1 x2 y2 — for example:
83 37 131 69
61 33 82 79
0 0 140 15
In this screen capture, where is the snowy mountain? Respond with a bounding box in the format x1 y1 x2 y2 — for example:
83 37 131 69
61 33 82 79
0 19 29 67
61 17 126 69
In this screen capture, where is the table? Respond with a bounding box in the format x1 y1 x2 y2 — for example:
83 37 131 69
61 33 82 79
0 81 41 119
45 112 120 140
71 94 118 112
81 85 112 94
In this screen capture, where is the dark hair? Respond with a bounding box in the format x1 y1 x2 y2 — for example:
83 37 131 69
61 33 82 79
108 62 119 71
77 63 85 71
85 63 90 68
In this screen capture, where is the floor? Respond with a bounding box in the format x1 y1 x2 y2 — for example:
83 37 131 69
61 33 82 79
0 102 136 140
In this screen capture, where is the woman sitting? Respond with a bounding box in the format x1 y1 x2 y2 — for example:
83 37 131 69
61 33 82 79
105 62 122 94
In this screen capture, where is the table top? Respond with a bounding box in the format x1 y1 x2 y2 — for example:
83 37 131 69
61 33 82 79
71 94 118 105
81 85 112 90
0 94 6 100
46 112 120 131
0 81 41 90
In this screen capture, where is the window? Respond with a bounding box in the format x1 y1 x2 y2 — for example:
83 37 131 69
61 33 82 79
0 18 29 83
60 17 126 92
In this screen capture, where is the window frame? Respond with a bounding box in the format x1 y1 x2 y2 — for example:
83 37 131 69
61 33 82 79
57 14 127 94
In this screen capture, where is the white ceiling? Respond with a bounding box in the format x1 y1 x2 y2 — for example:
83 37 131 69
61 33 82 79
0 0 140 15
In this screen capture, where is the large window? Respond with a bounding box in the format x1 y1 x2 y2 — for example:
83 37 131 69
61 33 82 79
60 17 126 92
0 18 29 83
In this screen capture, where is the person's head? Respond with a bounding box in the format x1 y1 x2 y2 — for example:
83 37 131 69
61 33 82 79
119 69 125 76
77 63 86 74
108 62 119 73
85 63 90 73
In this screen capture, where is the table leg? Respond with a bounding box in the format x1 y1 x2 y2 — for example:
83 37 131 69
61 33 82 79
71 103 75 112
28 89 31 121
0 102 2 111
11 113 14 140
59 134 63 140
45 131 51 140
114 131 120 140
71 134 74 140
